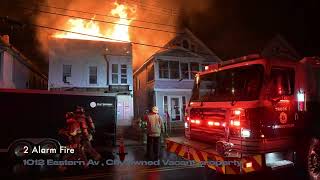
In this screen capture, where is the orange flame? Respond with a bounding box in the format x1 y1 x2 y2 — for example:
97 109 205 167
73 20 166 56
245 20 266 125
53 2 135 42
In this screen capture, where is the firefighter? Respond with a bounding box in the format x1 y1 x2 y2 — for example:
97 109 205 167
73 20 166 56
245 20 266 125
58 112 87 171
74 106 101 161
144 106 164 160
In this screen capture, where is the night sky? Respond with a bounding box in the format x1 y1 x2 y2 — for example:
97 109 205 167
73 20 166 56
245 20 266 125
1 0 319 74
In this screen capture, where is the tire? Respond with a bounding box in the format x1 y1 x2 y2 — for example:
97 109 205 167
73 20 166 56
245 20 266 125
308 138 320 180
9 141 32 161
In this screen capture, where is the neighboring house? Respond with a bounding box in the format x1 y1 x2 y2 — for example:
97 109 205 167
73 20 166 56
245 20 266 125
261 34 302 61
133 29 221 129
0 35 47 89
48 38 133 126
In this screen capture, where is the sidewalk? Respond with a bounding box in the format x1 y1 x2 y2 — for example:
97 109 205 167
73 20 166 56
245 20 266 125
116 126 185 146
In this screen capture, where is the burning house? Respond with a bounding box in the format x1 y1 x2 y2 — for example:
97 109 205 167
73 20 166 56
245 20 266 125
47 2 136 126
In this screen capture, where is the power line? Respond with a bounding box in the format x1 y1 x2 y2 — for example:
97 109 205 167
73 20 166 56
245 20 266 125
102 0 180 16
1 17 214 58
25 2 178 28
18 5 181 35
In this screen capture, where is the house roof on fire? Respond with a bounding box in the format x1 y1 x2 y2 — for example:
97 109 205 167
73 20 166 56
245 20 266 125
48 38 132 57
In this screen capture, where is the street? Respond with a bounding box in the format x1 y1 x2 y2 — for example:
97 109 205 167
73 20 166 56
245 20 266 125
0 143 309 180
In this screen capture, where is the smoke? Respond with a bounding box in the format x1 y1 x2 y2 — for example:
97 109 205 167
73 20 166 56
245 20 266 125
32 0 180 70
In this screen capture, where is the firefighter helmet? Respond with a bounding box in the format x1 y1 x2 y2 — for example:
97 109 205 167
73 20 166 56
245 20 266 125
75 106 85 114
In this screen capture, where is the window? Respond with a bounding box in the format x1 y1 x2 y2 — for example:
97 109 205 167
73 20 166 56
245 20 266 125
180 63 189 79
147 63 155 82
269 67 295 97
190 62 199 79
182 39 190 49
169 61 180 79
112 64 118 84
62 64 71 83
89 66 97 84
158 60 169 78
191 64 264 102
121 64 127 84
182 96 186 117
164 96 168 114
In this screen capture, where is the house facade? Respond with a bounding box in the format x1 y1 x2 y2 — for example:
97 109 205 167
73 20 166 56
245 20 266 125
0 35 47 89
133 29 221 129
48 38 134 126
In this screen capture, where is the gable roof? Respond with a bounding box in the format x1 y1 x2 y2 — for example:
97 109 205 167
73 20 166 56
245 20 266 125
134 28 222 76
164 28 221 61
261 34 301 61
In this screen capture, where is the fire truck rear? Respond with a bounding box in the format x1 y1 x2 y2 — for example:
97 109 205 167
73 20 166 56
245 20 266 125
166 55 320 175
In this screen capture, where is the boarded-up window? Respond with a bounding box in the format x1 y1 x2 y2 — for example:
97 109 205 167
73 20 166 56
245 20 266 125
89 66 97 84
62 64 71 83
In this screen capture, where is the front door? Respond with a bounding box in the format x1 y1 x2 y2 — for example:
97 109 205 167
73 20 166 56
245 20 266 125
169 96 182 121
117 95 133 126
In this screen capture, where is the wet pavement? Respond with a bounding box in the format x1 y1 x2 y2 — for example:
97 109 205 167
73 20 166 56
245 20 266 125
0 139 310 180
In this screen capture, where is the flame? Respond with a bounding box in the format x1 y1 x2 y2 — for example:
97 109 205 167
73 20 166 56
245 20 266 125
53 2 135 42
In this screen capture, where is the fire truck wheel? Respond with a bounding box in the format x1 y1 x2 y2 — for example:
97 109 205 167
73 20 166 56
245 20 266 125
9 141 32 161
308 138 320 180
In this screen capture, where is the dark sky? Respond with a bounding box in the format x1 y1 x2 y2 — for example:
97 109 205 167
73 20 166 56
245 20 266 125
0 0 320 74
181 0 320 59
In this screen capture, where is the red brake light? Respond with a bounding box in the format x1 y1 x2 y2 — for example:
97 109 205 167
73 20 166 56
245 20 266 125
191 120 195 123
208 121 214 126
195 120 201 124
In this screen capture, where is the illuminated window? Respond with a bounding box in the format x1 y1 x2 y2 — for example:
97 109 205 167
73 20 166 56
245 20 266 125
62 64 71 83
89 66 97 84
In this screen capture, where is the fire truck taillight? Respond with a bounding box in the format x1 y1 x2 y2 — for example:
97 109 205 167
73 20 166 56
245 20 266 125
230 120 241 127
297 90 306 111
195 120 201 124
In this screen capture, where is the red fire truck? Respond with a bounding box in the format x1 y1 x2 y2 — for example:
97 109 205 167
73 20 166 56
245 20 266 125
166 55 320 177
